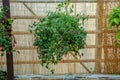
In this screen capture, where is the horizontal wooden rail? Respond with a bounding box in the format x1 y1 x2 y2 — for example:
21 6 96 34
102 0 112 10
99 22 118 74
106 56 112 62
0 0 97 3
13 45 101 50
12 31 32 35
0 0 119 3
0 59 120 65
12 15 97 19
13 46 37 50
0 45 119 50
12 31 100 35
13 31 99 35
0 60 95 65
12 30 116 35
0 45 91 50
13 45 120 50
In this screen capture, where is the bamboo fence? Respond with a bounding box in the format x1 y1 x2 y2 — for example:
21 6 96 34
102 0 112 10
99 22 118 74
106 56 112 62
0 0 120 75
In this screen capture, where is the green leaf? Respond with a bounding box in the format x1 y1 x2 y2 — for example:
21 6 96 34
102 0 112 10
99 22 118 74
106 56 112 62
1 53 4 56
108 6 120 28
113 18 120 25
70 8 73 13
116 30 120 39
81 53 84 56
71 4 74 8
108 24 112 29
50 69 55 74
7 18 13 24
115 41 120 46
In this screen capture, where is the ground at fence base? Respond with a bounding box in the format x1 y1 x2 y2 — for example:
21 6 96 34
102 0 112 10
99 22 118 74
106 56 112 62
14 74 120 80
14 79 120 80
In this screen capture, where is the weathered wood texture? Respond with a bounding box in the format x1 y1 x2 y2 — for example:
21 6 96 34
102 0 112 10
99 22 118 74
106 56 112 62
2 0 14 80
0 0 120 75
102 0 120 74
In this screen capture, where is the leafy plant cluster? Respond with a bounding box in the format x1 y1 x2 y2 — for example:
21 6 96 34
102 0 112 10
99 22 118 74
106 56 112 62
0 70 7 80
0 7 15 56
29 0 87 73
108 6 120 45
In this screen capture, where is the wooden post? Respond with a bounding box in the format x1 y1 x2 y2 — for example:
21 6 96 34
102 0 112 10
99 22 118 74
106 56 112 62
95 0 103 73
2 0 14 80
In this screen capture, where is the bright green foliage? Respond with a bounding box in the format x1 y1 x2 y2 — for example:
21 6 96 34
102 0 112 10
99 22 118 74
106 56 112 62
0 7 14 56
108 6 120 29
29 0 87 73
108 6 120 45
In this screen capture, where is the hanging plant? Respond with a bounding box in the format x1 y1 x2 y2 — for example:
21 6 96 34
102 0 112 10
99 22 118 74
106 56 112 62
0 6 16 56
108 6 120 45
29 0 87 73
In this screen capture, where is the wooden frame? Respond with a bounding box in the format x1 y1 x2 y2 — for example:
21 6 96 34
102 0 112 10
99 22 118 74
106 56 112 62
0 0 120 77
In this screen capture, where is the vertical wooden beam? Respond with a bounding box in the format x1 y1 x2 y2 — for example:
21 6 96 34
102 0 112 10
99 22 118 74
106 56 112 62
95 0 103 73
104 0 120 74
2 0 14 80
102 2 108 74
